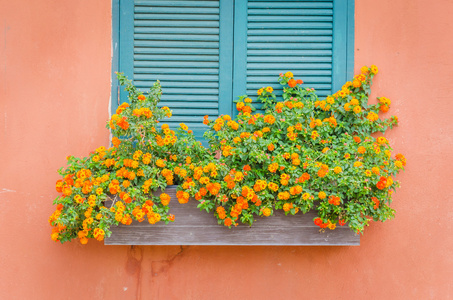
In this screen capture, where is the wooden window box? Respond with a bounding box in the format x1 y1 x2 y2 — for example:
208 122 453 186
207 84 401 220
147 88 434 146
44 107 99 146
105 186 360 246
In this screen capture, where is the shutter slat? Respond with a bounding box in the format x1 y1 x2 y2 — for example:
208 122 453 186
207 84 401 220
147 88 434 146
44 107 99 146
248 8 333 15
135 33 219 41
170 108 218 116
135 20 219 27
135 27 219 34
135 74 219 82
135 1 219 7
135 13 219 21
160 95 218 101
248 49 332 56
146 88 219 95
247 56 332 63
248 29 332 36
247 76 332 83
135 67 219 75
247 69 332 76
249 22 332 29
134 61 219 68
135 47 219 55
135 54 219 62
135 40 219 48
157 102 218 108
248 36 332 43
136 81 219 88
248 43 332 50
248 83 331 90
135 7 219 14
248 15 332 22
248 2 333 9
247 63 332 70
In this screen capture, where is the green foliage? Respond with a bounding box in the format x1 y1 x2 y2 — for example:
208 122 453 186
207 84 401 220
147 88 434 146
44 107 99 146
49 66 406 245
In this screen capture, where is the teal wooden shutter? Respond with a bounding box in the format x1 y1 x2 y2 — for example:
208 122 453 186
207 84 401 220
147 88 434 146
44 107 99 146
118 0 234 140
116 0 354 130
233 0 354 113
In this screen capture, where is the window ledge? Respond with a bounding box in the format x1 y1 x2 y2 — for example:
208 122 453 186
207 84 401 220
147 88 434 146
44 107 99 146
105 186 360 246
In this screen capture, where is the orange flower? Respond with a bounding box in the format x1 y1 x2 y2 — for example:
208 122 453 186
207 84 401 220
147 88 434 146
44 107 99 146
224 218 232 226
268 163 278 173
160 193 171 206
264 115 275 124
367 112 379 122
176 191 190 204
370 65 378 74
380 104 390 112
216 206 226 219
112 137 121 147
93 228 105 241
288 79 297 88
262 207 271 217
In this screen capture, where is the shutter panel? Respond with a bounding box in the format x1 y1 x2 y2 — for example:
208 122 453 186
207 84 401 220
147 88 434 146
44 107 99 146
119 0 233 140
233 0 339 114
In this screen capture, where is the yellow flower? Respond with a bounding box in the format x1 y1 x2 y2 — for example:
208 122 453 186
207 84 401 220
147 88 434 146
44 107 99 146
318 191 326 199
244 97 252 103
334 166 342 174
285 71 293 78
265 86 273 93
371 65 378 74
179 123 188 131
257 88 264 95
344 103 351 111
377 137 388 145
353 106 362 114
367 112 379 122
262 207 272 217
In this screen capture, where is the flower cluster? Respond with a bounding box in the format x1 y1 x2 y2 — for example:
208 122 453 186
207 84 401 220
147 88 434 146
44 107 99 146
189 66 405 234
49 73 212 244
50 66 406 244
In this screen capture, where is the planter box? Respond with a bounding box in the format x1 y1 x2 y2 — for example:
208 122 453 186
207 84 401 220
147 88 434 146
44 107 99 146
105 186 360 246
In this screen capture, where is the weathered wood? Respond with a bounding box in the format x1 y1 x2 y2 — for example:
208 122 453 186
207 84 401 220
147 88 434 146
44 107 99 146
105 186 360 246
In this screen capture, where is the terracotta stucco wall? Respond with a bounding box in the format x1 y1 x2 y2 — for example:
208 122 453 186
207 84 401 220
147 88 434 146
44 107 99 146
1 0 452 299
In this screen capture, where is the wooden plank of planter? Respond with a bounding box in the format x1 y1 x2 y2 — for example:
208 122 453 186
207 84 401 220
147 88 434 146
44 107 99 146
105 186 360 246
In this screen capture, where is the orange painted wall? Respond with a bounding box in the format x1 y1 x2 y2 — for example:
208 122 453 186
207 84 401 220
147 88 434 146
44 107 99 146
1 0 452 299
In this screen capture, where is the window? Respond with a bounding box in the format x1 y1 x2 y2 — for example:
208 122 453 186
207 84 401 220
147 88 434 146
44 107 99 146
109 0 357 245
112 0 354 140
